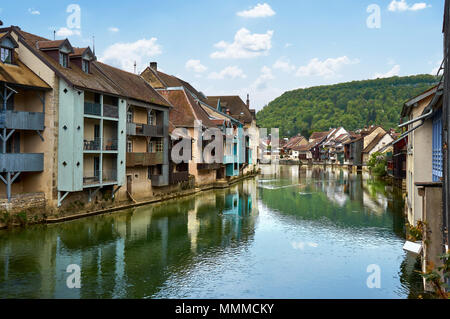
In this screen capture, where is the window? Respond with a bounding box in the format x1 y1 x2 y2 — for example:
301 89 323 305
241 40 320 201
0 47 12 64
149 141 154 153
82 59 90 74
127 111 133 123
127 140 133 153
156 139 163 152
59 52 68 68
148 110 156 126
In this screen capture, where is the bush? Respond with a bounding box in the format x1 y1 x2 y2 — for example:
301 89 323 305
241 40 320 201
368 152 387 177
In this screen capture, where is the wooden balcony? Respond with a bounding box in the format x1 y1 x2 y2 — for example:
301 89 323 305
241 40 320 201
0 153 44 172
126 152 164 167
0 111 44 131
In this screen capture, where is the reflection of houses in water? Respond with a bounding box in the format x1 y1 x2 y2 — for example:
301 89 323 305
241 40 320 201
259 164 280 177
362 189 388 215
0 181 259 298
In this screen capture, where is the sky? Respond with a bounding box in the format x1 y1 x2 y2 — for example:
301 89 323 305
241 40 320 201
0 0 445 111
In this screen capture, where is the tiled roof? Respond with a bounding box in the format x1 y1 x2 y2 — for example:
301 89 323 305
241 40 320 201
13 27 170 107
159 89 215 128
309 131 329 140
94 61 171 107
206 95 254 124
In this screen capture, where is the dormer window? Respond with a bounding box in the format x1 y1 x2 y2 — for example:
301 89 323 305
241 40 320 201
0 32 18 64
60 52 69 68
82 59 90 74
0 47 12 64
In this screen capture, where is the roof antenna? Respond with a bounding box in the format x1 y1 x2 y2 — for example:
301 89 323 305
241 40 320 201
53 30 56 40
92 35 95 56
134 61 137 74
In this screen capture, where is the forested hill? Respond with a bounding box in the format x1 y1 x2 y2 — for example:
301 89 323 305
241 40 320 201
256 75 438 138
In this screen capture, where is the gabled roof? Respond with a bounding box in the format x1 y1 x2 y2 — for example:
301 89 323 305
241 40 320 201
141 66 208 103
37 39 74 53
70 47 95 60
284 135 307 149
0 31 19 48
309 131 329 140
206 95 254 124
363 132 389 153
159 88 215 128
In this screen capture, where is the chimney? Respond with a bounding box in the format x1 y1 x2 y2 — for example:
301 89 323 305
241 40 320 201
246 94 250 108
225 108 230 115
150 62 157 71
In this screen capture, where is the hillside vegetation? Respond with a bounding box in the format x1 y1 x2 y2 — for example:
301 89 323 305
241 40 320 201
256 75 438 138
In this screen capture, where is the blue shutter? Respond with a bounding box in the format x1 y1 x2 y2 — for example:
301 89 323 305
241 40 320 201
432 109 443 182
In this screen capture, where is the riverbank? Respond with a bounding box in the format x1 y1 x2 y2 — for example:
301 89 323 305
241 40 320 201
0 172 258 230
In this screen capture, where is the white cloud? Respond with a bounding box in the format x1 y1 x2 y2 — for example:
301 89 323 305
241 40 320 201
373 64 401 79
285 43 293 48
99 38 162 72
252 66 275 90
388 0 431 12
237 3 276 18
28 8 40 15
208 66 247 80
211 28 274 59
273 57 296 73
185 59 207 73
108 27 119 33
56 27 81 37
296 56 359 78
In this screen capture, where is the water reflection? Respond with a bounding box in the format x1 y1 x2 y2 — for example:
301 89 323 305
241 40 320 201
0 166 423 298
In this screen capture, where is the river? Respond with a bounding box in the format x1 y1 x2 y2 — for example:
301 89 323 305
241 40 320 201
0 165 424 298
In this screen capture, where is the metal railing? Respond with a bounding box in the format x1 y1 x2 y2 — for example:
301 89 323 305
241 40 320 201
102 170 117 182
127 122 164 137
83 171 100 185
84 102 101 116
103 139 118 151
84 138 101 151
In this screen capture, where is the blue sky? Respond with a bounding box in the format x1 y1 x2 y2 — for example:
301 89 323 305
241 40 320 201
0 0 445 110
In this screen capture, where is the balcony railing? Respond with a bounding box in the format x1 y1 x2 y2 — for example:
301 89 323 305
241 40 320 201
83 171 100 185
103 104 119 118
102 170 117 183
0 153 44 172
103 139 118 151
84 138 101 151
127 122 164 137
151 174 168 187
126 152 164 167
84 102 101 116
169 171 189 185
0 111 45 130
83 170 117 185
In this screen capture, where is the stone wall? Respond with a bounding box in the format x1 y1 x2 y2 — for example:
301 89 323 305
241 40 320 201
0 192 46 213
